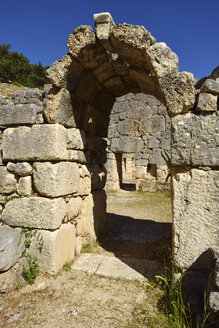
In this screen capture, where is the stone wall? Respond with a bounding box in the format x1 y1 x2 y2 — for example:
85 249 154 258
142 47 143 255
105 93 171 191
0 87 106 275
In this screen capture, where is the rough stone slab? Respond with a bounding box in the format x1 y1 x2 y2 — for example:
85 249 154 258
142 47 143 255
0 227 24 271
172 112 219 166
173 168 219 270
0 103 43 126
33 162 80 197
67 25 96 59
77 194 96 242
12 88 42 104
66 128 86 150
2 197 66 229
94 12 115 50
28 223 76 274
2 124 68 161
17 176 32 196
0 166 17 194
68 150 90 163
201 79 219 95
77 176 91 196
7 162 32 176
72 253 156 280
147 42 179 78
196 92 218 112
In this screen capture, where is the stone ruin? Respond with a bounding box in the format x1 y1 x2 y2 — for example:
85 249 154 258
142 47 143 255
105 93 171 191
0 12 218 324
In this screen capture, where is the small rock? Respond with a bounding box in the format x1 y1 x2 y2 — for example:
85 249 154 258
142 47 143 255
7 313 21 323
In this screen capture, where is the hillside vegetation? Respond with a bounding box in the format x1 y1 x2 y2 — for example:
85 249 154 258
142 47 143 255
0 44 48 89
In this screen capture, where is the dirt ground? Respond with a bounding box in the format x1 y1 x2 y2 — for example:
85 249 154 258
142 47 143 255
0 191 172 328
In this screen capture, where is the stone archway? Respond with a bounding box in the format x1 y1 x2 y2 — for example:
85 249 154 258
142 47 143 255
0 13 218 297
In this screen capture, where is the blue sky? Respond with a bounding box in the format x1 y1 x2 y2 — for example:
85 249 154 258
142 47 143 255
1 0 218 79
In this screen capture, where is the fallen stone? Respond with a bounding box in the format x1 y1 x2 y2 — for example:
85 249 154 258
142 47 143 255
0 227 24 272
33 162 80 197
0 166 17 194
2 197 66 229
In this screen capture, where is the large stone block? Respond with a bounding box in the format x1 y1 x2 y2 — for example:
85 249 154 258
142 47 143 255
0 103 43 126
0 166 17 194
172 112 219 166
33 162 80 197
66 196 82 221
28 223 76 274
2 125 68 161
173 168 219 270
77 194 96 242
200 79 219 95
0 227 25 272
2 197 66 229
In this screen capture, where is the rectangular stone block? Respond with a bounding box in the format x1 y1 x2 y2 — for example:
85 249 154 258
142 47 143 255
33 162 80 197
0 103 43 126
2 124 68 161
28 223 76 274
173 168 219 271
172 113 219 166
2 197 66 229
66 128 86 150
201 79 219 95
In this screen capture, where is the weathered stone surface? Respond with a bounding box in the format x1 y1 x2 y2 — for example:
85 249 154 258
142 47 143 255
77 176 91 196
66 196 82 221
0 227 24 271
28 223 76 274
46 53 83 90
94 12 115 43
2 125 68 161
196 92 218 112
111 137 144 153
172 112 219 166
0 166 17 194
17 176 32 196
7 162 32 176
201 79 219 95
159 71 196 116
66 128 86 150
12 88 42 104
44 88 80 127
33 162 80 197
67 25 96 59
173 168 219 270
68 150 90 163
2 197 66 229
0 103 43 126
147 42 179 78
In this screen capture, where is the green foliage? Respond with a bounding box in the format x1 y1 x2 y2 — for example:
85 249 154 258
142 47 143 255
22 253 39 285
0 44 48 88
62 260 74 272
21 229 44 284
